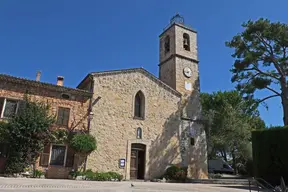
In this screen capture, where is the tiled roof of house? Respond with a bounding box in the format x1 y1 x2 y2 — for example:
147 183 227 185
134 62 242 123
0 73 92 97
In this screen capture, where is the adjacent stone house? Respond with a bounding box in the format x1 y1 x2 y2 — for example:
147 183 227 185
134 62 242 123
77 15 208 180
0 73 92 178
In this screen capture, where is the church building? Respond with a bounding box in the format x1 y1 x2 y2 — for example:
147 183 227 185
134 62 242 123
77 14 208 180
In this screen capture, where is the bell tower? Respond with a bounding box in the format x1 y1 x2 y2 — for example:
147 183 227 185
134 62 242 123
159 14 199 96
159 14 200 119
159 14 208 179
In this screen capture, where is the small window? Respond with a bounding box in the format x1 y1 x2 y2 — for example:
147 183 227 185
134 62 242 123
50 145 66 166
137 127 142 139
61 93 70 100
183 33 190 51
164 35 170 53
0 98 19 118
190 138 195 146
56 107 70 126
134 91 145 119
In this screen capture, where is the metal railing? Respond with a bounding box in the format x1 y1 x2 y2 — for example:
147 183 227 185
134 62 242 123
249 177 287 192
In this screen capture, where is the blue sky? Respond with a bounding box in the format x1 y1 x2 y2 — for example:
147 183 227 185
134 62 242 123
0 0 287 126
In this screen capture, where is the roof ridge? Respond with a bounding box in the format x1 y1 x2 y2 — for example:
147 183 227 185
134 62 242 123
0 73 92 96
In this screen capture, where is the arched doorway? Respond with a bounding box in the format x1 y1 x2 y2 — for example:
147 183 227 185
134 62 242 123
130 143 146 180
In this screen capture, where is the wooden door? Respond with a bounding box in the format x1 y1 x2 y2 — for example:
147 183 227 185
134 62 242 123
130 150 138 179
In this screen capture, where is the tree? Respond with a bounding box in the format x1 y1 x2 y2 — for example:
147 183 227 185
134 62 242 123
226 18 288 125
201 91 265 174
5 96 55 174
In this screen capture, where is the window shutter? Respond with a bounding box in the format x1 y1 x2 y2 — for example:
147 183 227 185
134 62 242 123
17 100 26 114
63 108 70 126
39 144 50 167
65 146 75 167
56 107 70 126
57 108 64 125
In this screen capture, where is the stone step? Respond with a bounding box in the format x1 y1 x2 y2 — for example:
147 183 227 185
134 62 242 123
186 179 250 185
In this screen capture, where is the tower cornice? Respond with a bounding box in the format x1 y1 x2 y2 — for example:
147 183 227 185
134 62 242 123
158 53 199 66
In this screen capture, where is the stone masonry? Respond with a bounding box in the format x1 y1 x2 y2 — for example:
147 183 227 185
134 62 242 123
84 69 182 180
0 74 92 178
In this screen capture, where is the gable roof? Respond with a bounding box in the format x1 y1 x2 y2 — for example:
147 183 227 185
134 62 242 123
77 68 181 97
0 73 92 97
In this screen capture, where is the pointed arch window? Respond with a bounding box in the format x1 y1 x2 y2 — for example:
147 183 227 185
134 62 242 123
136 127 142 139
164 35 170 53
134 91 145 119
183 33 190 51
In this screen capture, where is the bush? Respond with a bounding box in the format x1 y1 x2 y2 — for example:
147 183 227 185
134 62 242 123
88 171 123 181
71 169 123 181
33 169 44 178
69 134 97 154
4 97 55 174
209 173 222 179
252 128 288 185
164 165 187 181
69 170 84 178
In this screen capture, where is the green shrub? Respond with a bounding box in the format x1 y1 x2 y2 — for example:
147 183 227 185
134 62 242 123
252 128 288 185
33 169 44 178
83 169 95 180
209 173 222 179
82 170 122 181
69 134 97 154
164 165 187 181
69 170 84 178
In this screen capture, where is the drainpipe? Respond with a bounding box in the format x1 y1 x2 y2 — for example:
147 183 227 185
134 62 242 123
84 74 94 171
87 74 95 132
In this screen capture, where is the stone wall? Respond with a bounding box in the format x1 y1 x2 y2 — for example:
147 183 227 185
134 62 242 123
159 57 176 89
0 80 91 178
86 71 183 180
0 81 90 131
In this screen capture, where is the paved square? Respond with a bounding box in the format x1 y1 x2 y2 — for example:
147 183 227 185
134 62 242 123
0 177 254 191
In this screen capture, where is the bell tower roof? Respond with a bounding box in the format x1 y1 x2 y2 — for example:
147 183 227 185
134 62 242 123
159 13 197 37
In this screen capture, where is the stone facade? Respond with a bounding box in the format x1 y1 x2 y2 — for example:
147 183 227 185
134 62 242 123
81 69 182 180
0 74 92 178
81 18 208 180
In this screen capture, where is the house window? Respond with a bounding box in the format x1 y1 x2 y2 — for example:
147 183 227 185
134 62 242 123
164 35 170 53
50 145 67 166
134 91 145 119
137 127 142 139
183 33 190 51
0 98 19 119
56 107 70 126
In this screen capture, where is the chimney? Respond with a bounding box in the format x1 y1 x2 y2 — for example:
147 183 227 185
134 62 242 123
36 71 41 82
57 76 64 86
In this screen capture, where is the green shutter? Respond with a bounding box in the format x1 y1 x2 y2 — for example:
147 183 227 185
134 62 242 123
63 108 70 126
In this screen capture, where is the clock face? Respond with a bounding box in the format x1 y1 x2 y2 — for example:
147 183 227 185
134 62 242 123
183 67 192 78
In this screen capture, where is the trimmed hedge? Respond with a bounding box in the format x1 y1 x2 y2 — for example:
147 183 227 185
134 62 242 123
252 127 288 186
69 169 123 181
163 165 187 181
69 134 97 154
